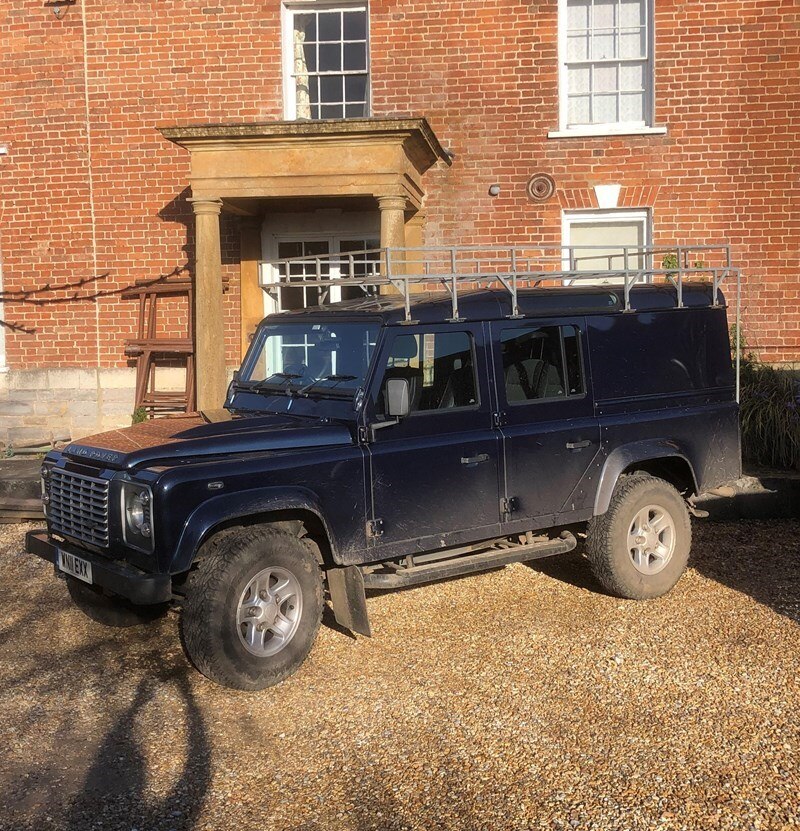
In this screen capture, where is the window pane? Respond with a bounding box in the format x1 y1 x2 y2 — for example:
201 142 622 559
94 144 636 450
593 0 616 29
318 12 341 41
345 74 368 103
568 65 590 94
593 93 618 123
620 91 645 121
568 218 646 283
320 74 343 104
379 332 477 413
501 327 566 403
344 42 367 71
308 75 319 105
563 327 584 396
567 33 589 60
293 13 316 41
620 62 645 90
592 31 616 59
620 0 645 27
302 42 317 72
568 95 591 125
593 63 617 93
343 10 367 40
319 42 341 72
620 28 646 58
566 0 590 30
321 103 344 119
345 102 368 118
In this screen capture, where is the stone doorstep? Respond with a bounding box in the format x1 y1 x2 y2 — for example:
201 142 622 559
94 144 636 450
695 472 800 521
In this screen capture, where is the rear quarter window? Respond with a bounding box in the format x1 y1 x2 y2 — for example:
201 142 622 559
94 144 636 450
587 309 735 400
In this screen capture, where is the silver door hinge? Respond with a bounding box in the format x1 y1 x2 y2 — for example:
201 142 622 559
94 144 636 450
493 411 507 428
358 426 370 444
367 519 384 538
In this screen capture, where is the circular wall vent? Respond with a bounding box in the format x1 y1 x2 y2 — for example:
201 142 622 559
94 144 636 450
526 173 556 202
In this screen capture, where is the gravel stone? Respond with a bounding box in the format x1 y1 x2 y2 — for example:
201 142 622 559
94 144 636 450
0 519 798 830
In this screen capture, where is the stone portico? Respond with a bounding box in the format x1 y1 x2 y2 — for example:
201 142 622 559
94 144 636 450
160 117 450 411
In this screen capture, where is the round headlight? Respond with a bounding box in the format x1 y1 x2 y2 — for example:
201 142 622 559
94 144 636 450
127 491 151 535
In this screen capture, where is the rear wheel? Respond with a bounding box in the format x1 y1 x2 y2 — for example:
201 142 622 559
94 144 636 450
586 473 691 599
180 526 323 691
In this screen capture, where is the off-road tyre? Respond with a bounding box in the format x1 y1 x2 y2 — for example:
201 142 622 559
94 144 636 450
586 473 691 599
180 526 324 691
66 578 169 628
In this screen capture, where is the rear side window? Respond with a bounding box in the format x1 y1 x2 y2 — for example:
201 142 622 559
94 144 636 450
501 325 584 403
378 331 478 413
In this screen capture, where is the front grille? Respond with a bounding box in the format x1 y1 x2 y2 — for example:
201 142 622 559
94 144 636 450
49 469 110 547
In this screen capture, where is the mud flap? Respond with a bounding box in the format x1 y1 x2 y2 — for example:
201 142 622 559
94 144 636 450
326 565 372 637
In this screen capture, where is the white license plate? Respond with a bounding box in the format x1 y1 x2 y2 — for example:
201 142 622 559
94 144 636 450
58 549 93 584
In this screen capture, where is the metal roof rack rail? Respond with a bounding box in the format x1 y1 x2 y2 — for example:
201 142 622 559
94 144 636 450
260 243 742 397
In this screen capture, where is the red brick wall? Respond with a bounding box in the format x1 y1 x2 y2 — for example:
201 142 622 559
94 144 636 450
1 0 798 369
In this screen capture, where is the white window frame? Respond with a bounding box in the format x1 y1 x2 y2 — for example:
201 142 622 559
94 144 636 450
551 0 665 139
281 1 371 121
562 208 652 282
0 230 6 373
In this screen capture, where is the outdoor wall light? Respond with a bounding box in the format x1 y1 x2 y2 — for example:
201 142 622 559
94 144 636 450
488 184 501 197
45 0 76 19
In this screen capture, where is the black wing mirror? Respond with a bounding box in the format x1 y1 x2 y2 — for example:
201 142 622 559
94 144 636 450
386 378 410 418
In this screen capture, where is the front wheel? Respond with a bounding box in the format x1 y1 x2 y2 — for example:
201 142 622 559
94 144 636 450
586 473 691 599
180 526 324 691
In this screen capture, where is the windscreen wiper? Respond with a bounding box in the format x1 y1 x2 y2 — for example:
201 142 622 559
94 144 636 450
298 374 358 398
248 373 304 396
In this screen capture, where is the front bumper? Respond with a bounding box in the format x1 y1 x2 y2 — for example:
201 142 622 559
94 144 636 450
25 530 172 605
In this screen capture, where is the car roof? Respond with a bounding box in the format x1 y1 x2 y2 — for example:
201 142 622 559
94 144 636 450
262 283 721 326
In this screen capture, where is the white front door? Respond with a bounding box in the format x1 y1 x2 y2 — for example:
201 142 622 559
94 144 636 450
261 211 381 314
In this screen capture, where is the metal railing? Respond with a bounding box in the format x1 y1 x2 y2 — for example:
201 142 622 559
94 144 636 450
260 243 742 399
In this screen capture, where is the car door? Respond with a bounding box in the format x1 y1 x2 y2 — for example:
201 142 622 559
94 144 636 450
364 323 502 556
489 318 601 528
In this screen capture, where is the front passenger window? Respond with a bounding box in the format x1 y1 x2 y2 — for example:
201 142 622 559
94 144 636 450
378 331 478 414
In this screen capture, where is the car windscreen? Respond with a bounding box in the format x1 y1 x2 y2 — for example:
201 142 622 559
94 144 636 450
240 321 380 397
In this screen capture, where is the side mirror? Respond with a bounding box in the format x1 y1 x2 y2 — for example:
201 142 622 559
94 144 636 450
386 378 410 418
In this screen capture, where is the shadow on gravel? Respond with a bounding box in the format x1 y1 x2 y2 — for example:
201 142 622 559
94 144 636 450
0 582 211 831
690 519 800 625
527 519 800 626
62 668 211 831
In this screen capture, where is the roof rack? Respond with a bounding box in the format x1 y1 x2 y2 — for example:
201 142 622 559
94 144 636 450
260 243 742 398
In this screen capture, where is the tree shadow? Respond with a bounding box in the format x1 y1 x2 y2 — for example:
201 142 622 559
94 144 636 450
0 578 211 831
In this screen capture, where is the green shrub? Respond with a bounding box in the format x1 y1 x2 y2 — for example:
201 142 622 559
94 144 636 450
131 407 148 425
739 356 800 470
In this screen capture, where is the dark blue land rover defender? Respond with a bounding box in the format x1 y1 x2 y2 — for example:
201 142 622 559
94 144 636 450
26 247 741 690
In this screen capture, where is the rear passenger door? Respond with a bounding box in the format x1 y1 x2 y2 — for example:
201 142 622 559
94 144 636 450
490 319 600 526
365 323 502 554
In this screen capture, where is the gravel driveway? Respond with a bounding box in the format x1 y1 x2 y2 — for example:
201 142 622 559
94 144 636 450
0 519 798 831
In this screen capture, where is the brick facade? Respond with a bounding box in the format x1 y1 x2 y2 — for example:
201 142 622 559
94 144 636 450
0 0 798 444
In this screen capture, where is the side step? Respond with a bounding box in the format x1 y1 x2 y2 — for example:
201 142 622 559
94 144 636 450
361 531 577 590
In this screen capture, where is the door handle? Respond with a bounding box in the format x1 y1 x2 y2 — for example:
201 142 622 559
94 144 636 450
461 453 490 466
566 440 591 450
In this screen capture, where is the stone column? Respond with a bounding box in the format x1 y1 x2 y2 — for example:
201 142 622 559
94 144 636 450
189 197 227 412
378 195 407 250
378 195 407 295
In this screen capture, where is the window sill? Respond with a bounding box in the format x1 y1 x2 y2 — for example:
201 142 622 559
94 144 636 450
547 126 668 139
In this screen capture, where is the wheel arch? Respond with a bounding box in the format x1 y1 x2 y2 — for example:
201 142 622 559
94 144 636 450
170 488 339 574
593 441 699 517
